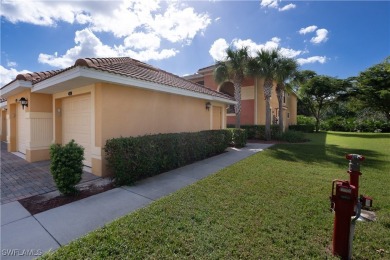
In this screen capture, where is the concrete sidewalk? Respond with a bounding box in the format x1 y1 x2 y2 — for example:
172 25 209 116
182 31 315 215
1 143 273 259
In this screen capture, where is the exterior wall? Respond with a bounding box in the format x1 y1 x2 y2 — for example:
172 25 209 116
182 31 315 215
227 99 255 125
287 93 298 125
96 82 226 177
1 110 6 142
6 90 53 162
203 73 219 91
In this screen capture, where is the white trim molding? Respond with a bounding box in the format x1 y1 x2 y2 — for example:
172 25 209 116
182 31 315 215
0 80 32 98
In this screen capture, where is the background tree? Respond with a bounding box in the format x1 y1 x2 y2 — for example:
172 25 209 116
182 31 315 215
298 75 345 132
275 57 298 132
292 70 317 116
356 56 390 121
214 47 250 128
248 49 279 140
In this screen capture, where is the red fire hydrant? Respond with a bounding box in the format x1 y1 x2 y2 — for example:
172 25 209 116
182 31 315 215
330 180 358 259
330 154 373 259
346 154 373 208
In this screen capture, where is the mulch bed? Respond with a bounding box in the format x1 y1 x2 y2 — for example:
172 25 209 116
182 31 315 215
19 182 115 215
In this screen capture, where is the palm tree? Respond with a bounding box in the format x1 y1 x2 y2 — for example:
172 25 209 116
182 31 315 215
248 49 279 141
275 57 298 132
214 47 250 128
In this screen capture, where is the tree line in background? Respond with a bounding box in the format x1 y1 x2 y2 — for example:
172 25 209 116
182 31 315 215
213 46 389 136
297 56 390 133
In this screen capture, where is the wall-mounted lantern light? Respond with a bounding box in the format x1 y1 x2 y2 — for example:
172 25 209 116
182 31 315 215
19 97 28 109
205 102 211 111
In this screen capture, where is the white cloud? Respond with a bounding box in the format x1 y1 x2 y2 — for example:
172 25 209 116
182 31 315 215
310 29 329 44
150 5 211 43
0 66 31 87
2 0 210 67
299 25 318 35
279 3 296 12
38 29 177 68
297 56 327 65
7 61 17 67
123 32 161 50
209 38 229 61
260 0 296 12
209 37 302 61
260 0 279 9
232 37 301 58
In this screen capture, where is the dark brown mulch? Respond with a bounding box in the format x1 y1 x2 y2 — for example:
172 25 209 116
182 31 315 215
19 183 115 215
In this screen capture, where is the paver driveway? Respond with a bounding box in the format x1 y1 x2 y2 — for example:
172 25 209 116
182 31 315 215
0 142 99 204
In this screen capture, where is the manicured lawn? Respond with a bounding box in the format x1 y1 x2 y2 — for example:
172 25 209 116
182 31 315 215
42 132 390 259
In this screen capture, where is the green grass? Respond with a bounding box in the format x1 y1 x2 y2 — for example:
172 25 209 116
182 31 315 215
42 132 390 259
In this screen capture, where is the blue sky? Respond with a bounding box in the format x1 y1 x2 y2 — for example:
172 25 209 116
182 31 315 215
1 0 389 86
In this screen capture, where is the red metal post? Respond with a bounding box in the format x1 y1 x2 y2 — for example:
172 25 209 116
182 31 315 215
331 180 357 259
346 154 365 196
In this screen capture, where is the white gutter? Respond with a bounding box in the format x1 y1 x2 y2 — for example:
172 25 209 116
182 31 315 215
0 101 7 109
0 80 32 98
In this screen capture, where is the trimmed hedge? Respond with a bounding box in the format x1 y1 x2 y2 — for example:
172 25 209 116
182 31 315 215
289 124 315 133
104 130 232 185
228 125 281 140
228 128 247 148
50 140 84 195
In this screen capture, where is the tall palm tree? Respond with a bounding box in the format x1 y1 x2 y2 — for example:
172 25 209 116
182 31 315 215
275 57 298 132
214 47 250 128
248 49 279 141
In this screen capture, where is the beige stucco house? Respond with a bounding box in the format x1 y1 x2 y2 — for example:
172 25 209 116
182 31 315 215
0 57 235 177
184 65 297 129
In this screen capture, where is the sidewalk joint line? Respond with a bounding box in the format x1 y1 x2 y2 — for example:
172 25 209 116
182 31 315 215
32 215 62 247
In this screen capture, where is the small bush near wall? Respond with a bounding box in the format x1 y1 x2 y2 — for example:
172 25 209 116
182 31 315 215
228 128 247 148
289 124 315 133
104 130 231 186
50 140 84 195
235 125 280 140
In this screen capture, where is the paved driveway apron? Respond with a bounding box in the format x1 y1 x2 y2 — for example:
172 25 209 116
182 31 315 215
0 142 98 204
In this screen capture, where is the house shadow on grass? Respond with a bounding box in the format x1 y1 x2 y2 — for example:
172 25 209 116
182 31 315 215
267 132 386 170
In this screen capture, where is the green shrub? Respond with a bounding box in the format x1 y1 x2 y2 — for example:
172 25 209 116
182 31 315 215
228 128 247 148
50 140 84 195
289 124 315 133
239 125 280 140
297 115 316 125
104 130 231 186
320 116 390 133
275 130 308 143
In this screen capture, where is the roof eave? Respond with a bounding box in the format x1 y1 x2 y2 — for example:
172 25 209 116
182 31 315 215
0 101 7 109
0 80 32 98
33 67 236 104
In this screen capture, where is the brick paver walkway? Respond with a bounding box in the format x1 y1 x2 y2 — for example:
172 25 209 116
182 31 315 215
1 142 100 204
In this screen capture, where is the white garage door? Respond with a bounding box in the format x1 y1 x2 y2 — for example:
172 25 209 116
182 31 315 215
62 94 92 167
17 104 27 154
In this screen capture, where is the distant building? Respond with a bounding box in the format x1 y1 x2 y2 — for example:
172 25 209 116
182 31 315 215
184 65 297 129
